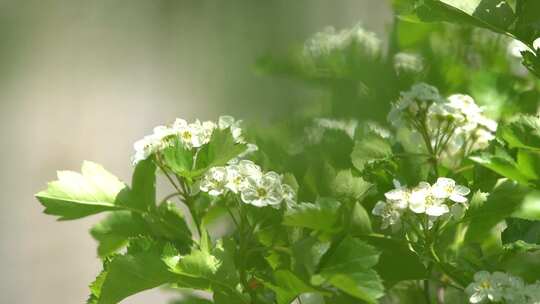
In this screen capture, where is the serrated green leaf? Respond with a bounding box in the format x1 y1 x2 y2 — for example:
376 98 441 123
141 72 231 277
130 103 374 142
331 169 372 200
264 270 319 304
351 134 392 172
315 237 383 303
96 241 177 304
500 115 540 151
193 128 247 176
470 150 535 185
161 138 194 178
350 202 373 236
90 211 148 257
36 161 128 220
465 180 529 243
283 198 342 233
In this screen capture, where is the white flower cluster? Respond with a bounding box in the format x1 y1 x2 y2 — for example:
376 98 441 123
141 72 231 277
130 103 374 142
393 52 424 75
466 271 540 304
372 178 470 230
303 24 381 58
199 160 296 208
132 116 250 165
388 83 497 165
305 118 359 144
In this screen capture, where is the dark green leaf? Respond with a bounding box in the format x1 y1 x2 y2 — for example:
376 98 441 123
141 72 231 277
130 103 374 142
96 240 177 304
90 211 148 257
365 235 426 285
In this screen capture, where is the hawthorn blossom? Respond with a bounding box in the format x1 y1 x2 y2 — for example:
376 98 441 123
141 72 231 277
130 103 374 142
199 167 228 196
384 180 409 209
240 172 284 207
131 116 252 165
431 177 470 203
465 271 540 304
304 24 381 58
199 160 296 208
409 182 449 217
225 160 262 193
372 200 404 230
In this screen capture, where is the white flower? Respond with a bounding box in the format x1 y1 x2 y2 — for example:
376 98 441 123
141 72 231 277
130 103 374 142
372 200 403 230
431 177 470 203
393 52 424 74
281 183 297 207
384 180 409 209
224 160 262 193
132 135 159 164
466 271 507 303
314 118 358 139
371 201 401 229
409 182 449 216
303 24 381 59
240 171 284 207
523 282 540 303
388 83 443 128
200 166 228 196
218 115 244 143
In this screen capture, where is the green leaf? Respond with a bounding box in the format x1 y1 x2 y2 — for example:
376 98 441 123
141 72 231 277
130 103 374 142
162 242 246 303
438 0 516 30
331 169 372 200
96 240 177 304
470 148 535 185
314 237 383 303
500 115 540 151
144 202 193 251
512 191 540 220
351 134 392 172
194 128 247 175
264 270 319 304
161 138 194 177
283 198 342 233
465 180 529 243
90 211 148 257
128 158 156 212
36 161 128 220
365 235 426 285
502 218 540 245
350 202 373 236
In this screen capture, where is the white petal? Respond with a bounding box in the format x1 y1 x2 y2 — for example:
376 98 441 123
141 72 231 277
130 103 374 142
469 292 485 304
409 201 426 214
450 193 468 203
426 204 449 217
455 185 471 195
372 201 386 216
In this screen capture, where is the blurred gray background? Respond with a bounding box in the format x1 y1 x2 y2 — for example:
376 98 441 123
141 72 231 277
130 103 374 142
0 1 391 303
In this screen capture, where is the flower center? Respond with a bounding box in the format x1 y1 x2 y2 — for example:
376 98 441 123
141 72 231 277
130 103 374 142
181 131 192 140
257 187 268 198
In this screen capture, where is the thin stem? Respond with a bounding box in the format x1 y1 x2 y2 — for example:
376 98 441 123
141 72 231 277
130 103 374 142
159 192 184 205
424 276 432 304
226 206 239 228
